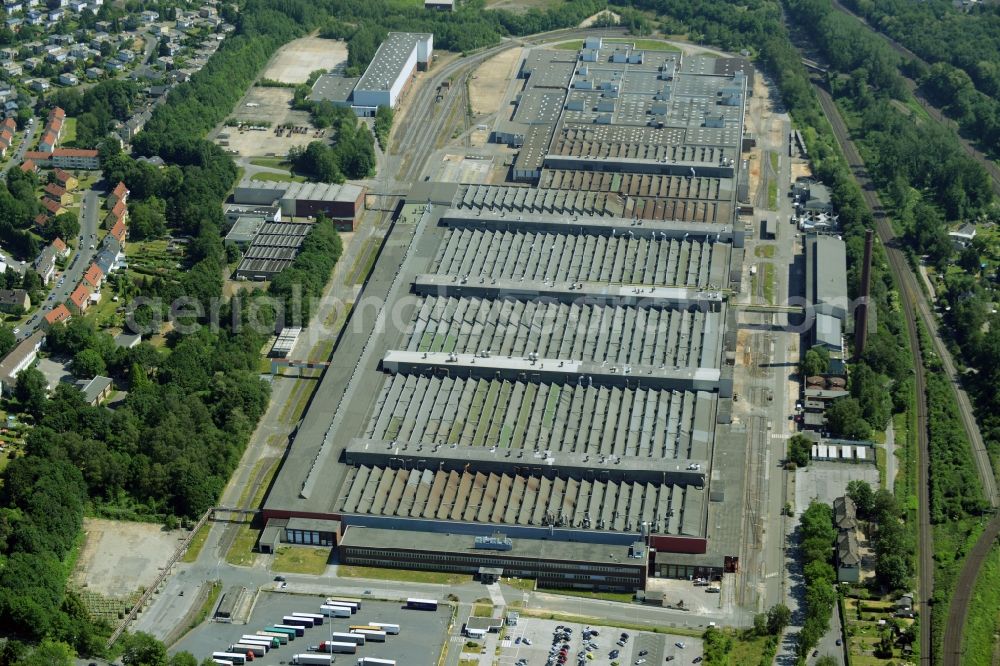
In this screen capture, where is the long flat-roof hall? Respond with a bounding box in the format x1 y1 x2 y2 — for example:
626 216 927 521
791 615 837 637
264 37 752 592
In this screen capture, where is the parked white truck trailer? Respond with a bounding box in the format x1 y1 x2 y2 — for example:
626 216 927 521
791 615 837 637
320 604 352 618
292 654 333 664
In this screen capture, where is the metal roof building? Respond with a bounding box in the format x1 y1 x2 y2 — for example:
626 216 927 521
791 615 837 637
353 32 433 109
805 233 848 321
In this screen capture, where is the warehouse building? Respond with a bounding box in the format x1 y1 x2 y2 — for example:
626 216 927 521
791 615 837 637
261 41 752 589
352 32 433 111
232 180 366 230
233 221 311 280
804 233 848 370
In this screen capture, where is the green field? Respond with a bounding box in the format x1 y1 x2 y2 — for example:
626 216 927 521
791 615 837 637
754 244 775 258
544 588 634 603
224 526 258 566
62 117 77 145
554 38 681 51
767 179 778 210
252 170 307 183
763 263 776 304
337 564 473 585
272 545 331 574
181 523 211 563
961 544 1000 666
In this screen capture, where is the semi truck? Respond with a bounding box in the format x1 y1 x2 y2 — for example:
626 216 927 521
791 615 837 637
310 641 357 654
325 597 361 612
320 634 365 648
320 604 352 618
283 615 315 628
273 624 305 637
241 635 278 648
357 659 397 666
292 655 333 665
292 612 325 625
212 652 247 665
370 623 400 635
232 643 265 657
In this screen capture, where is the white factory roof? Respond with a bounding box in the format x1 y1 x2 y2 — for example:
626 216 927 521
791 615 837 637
356 32 431 93
240 179 364 203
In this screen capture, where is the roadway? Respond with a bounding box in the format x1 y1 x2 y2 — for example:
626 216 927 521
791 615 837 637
16 189 101 342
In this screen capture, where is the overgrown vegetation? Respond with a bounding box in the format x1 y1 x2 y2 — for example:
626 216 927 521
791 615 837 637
798 501 838 657
374 104 393 150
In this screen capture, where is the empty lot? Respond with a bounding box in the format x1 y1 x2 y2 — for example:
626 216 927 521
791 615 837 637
72 518 184 598
262 36 348 84
223 87 322 157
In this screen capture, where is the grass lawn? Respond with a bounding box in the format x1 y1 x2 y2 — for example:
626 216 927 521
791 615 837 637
544 588 634 604
518 608 703 638
181 523 211 563
554 38 680 51
727 633 775 665
767 179 778 210
504 577 535 591
188 580 221 630
62 117 77 145
754 244 775 258
337 564 473 585
253 170 308 183
272 545 331 575
224 525 258 566
471 603 493 617
769 151 779 172
346 236 382 285
763 263 776 304
961 544 1000 666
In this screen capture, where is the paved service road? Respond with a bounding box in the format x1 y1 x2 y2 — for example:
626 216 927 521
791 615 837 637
17 189 101 342
1 116 40 175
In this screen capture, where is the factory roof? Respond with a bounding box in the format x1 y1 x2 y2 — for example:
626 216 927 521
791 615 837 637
240 179 364 204
356 32 432 93
225 215 265 244
286 517 340 533
807 234 847 313
815 313 842 349
309 73 359 104
341 526 655 566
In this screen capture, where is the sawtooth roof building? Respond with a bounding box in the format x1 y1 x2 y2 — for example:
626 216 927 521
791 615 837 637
263 39 753 590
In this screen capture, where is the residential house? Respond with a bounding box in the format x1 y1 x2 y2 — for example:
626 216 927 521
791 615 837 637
33 213 48 229
833 496 858 531
44 182 72 206
0 289 30 313
47 8 63 20
4 18 23 31
108 198 126 222
109 217 127 245
30 79 50 94
76 375 112 405
95 236 123 275
58 72 78 86
2 61 22 76
140 9 158 21
33 245 55 284
68 282 91 311
52 168 77 190
0 330 45 395
41 197 65 216
108 181 128 208
23 148 99 169
19 159 37 174
68 0 87 10
949 222 977 249
104 60 123 73
43 303 71 327
38 130 57 153
52 237 69 257
25 11 44 25
82 262 103 289
114 332 140 348
836 530 861 583
85 66 102 79
116 49 134 63
155 56 173 70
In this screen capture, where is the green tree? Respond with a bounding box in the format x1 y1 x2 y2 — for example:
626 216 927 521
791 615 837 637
787 434 812 467
824 398 871 440
167 652 199 666
766 603 791 634
815 657 837 666
120 632 167 666
14 367 48 418
72 348 107 378
847 480 875 519
801 347 830 377
0 325 15 357
753 612 768 636
16 638 75 666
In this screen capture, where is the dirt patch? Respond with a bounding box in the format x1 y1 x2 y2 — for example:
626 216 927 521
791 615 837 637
579 9 620 27
470 48 522 116
221 88 323 157
262 36 347 84
791 160 813 181
72 518 184 598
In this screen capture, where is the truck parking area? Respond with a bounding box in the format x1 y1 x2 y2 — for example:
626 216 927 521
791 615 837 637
170 593 449 666
497 618 704 666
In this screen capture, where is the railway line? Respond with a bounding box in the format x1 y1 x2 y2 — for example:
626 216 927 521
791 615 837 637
813 82 934 664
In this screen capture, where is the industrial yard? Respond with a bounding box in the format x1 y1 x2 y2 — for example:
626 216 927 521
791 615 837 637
261 36 349 84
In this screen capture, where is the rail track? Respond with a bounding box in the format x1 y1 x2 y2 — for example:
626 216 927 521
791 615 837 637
813 82 934 664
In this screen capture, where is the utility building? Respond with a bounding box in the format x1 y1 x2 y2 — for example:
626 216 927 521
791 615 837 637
352 32 433 110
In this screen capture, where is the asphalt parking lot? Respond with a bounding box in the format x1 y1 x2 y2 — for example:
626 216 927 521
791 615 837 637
497 617 704 666
170 592 449 665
